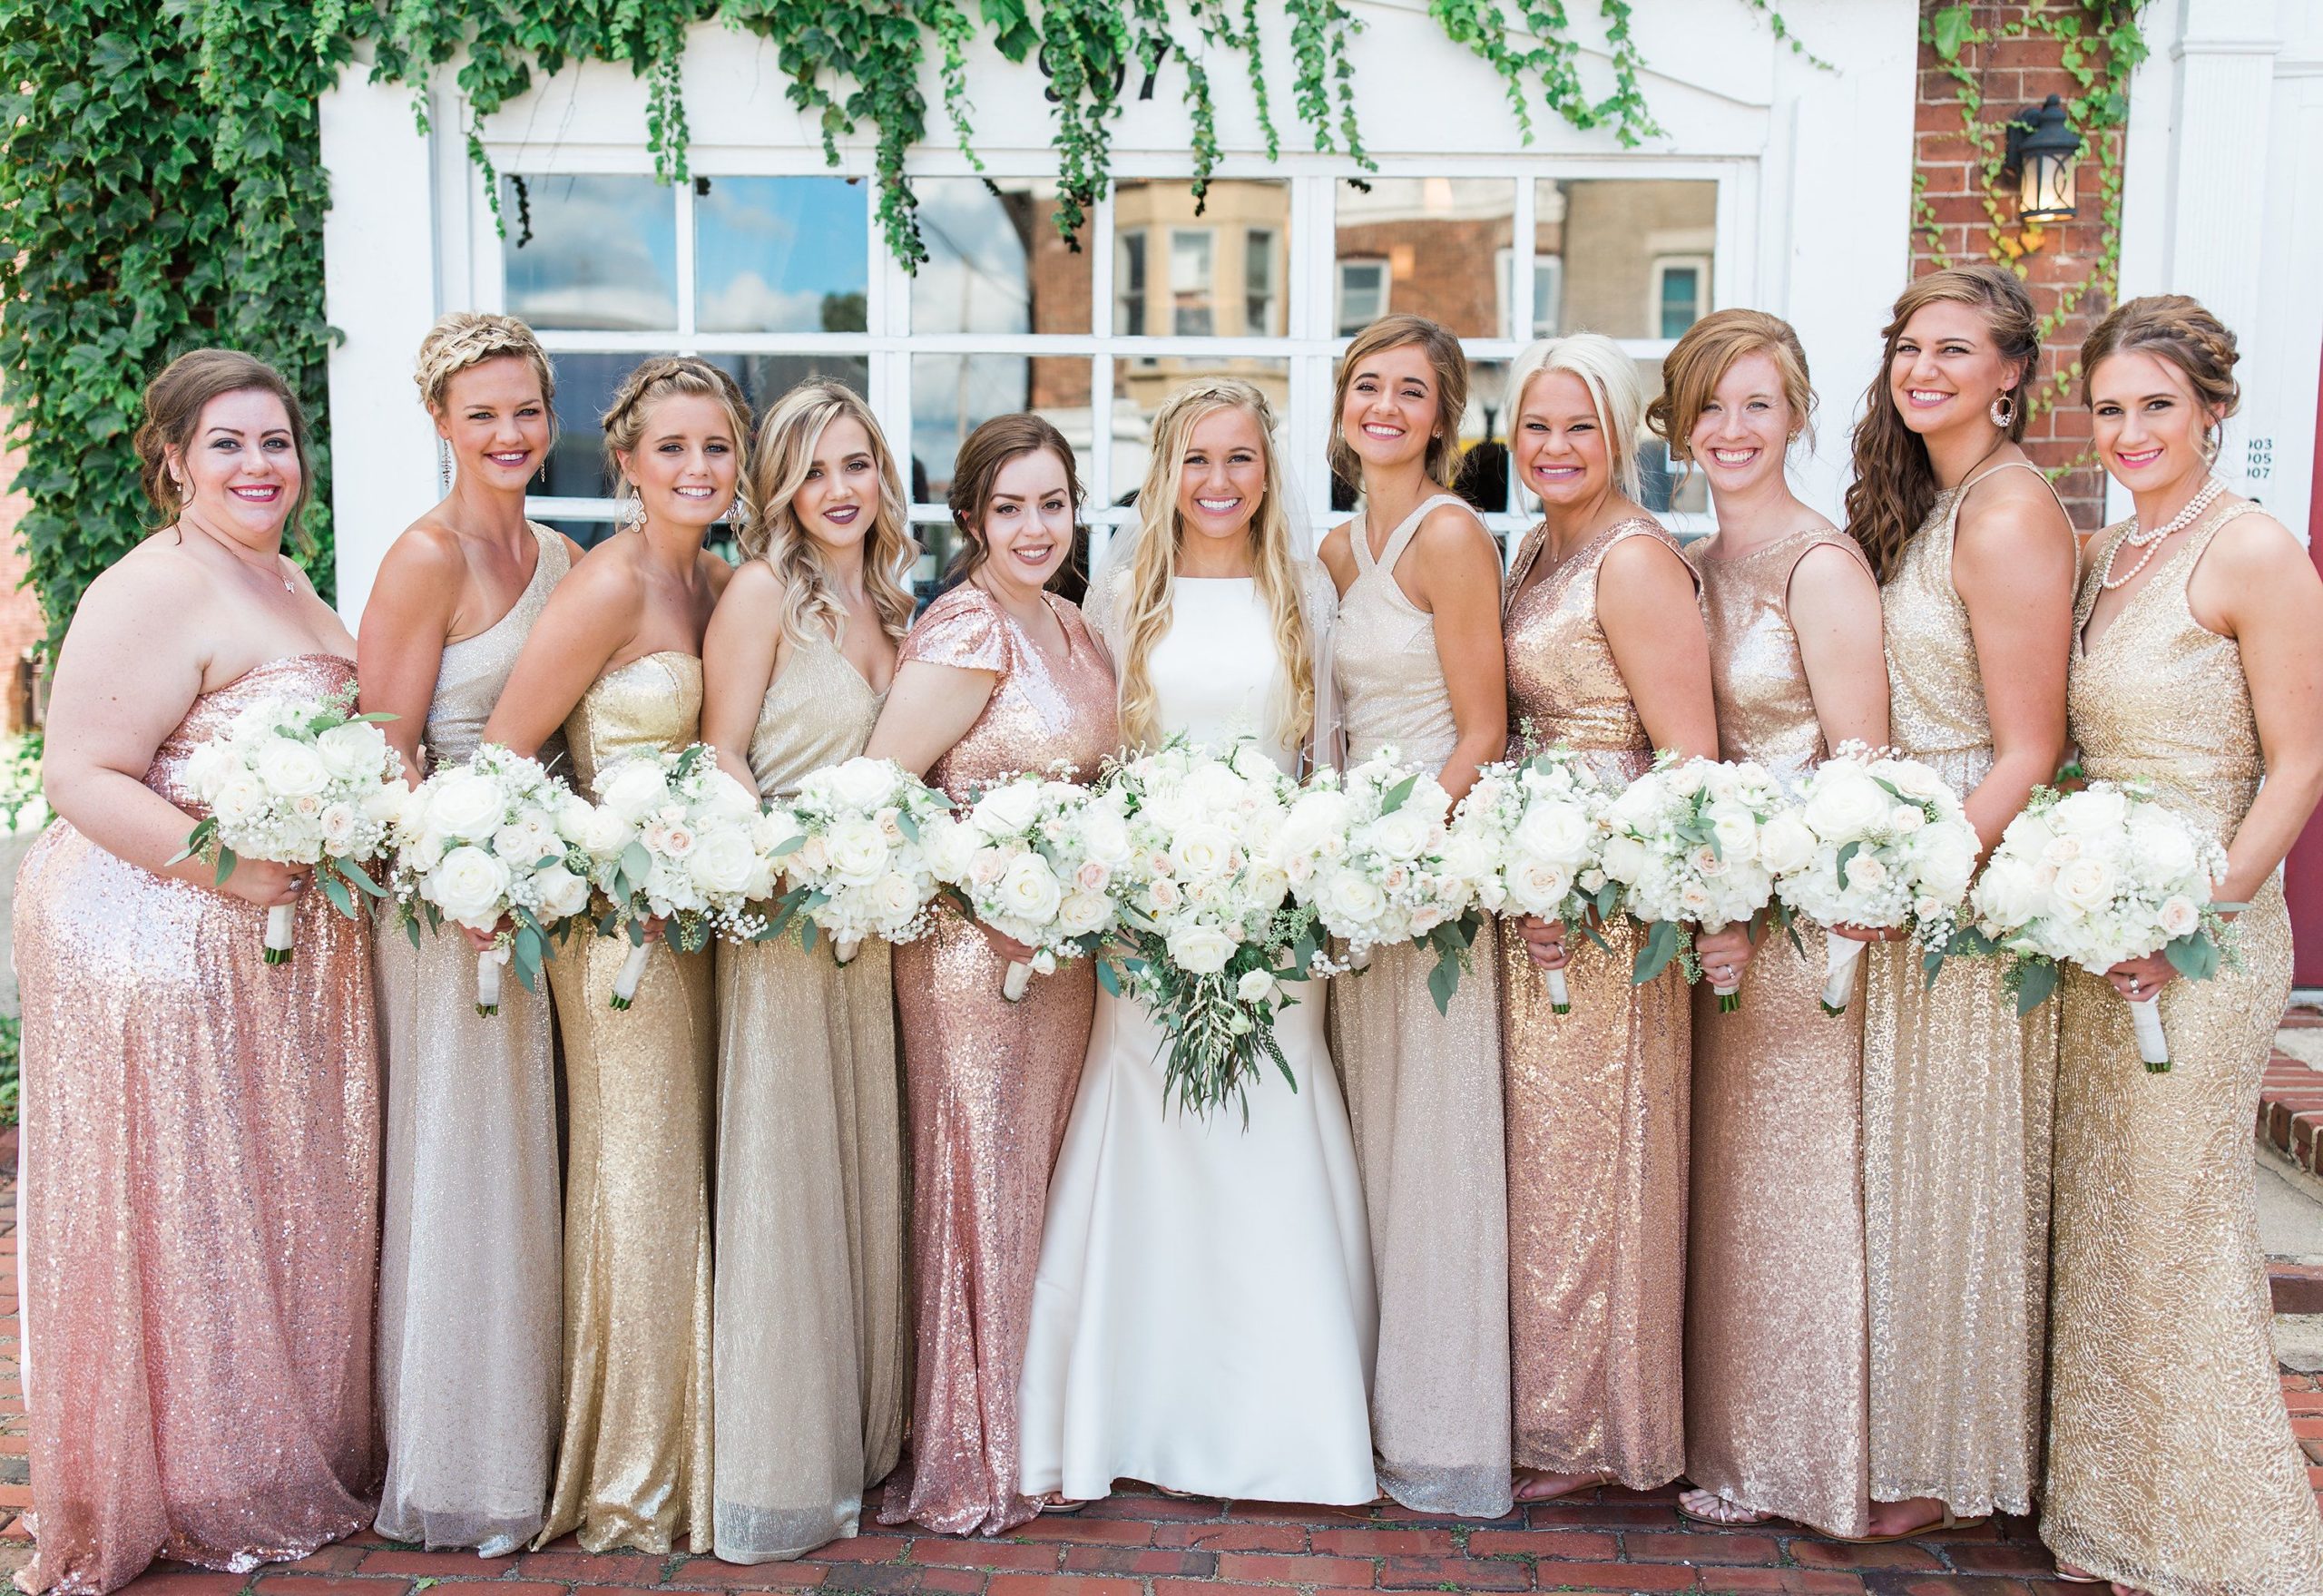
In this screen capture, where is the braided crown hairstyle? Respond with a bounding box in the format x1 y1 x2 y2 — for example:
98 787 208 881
413 311 557 425
601 357 755 532
2078 294 2240 425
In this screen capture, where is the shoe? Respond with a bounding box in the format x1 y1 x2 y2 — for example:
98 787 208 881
1676 1489 1770 1528
1834 1508 1987 1544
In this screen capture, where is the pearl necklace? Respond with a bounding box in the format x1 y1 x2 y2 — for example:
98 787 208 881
2099 474 2224 592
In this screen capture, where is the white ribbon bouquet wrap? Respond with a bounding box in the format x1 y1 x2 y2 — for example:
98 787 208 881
1769 743 1981 1016
758 755 955 963
173 684 406 963
1959 779 2238 1072
926 769 1121 1002
386 744 599 1015
570 743 766 1008
1446 745 1620 1015
1597 752 1787 1010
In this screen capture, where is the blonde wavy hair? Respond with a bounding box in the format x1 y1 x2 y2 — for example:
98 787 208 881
1112 378 1316 752
743 380 916 649
602 356 755 533
414 311 556 426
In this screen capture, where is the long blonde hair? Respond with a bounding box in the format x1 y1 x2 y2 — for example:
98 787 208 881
743 380 916 648
1114 379 1315 752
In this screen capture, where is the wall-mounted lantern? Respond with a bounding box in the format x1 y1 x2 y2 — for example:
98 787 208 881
2003 94 2082 225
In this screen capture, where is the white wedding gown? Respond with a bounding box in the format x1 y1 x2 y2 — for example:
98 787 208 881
1017 573 1378 1505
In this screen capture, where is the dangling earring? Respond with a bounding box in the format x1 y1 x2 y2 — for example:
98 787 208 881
437 439 453 494
619 488 646 533
2201 424 2222 465
1989 392 2015 429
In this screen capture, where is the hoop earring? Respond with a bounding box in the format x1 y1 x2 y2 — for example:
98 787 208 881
1989 392 2015 429
619 489 646 533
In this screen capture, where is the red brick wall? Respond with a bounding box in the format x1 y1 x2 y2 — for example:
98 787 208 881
1912 3 2127 534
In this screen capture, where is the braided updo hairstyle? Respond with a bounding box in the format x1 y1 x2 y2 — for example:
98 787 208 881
600 356 755 532
2078 294 2240 434
413 311 556 422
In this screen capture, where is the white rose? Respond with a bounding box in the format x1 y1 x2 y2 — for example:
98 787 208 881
1368 807 1435 863
182 739 232 796
1802 766 1888 841
1056 888 1112 936
1280 790 1353 857
1912 826 1978 902
1165 923 1236 974
315 720 387 779
1705 801 1759 864
1505 857 1574 916
971 780 1044 839
365 780 417 833
1321 869 1388 929
429 844 512 926
1974 858 2043 927
869 872 923 924
1678 880 1716 917
318 802 359 852
580 806 635 857
598 759 672 824
2052 856 2119 915
920 816 979 883
1888 805 1926 836
2126 815 2198 885
827 756 898 811
687 827 760 896
1146 876 1182 912
1667 761 1707 798
535 863 593 920
1609 779 1663 831
494 817 558 866
696 769 761 824
1601 833 1649 885
1236 968 1277 1004
1075 804 1133 868
1182 761 1249 813
752 807 805 856
1436 831 1495 885
996 854 1064 925
1870 758 1948 802
1843 850 1889 891
1513 800 1591 866
1170 822 1238 881
826 818 891 884
1757 810 1817 876
2157 895 2200 939
1246 863 1291 915
252 738 329 798
2054 788 2128 837
211 776 269 827
555 794 598 842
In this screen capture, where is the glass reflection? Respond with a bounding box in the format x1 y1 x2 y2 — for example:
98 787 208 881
910 354 1093 504
1112 180 1291 338
1333 177 1514 340
502 175 678 331
538 352 670 500
704 354 874 442
694 176 868 334
913 179 1089 336
1537 178 1718 341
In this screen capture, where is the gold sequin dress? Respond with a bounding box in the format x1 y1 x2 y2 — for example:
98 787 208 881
15 652 381 1596
1862 460 2059 1517
1681 529 1871 1537
712 620 907 1562
1327 494 1513 1519
879 584 1118 1538
1499 518 1691 1491
537 651 717 1553
375 524 568 1553
2042 501 2323 1594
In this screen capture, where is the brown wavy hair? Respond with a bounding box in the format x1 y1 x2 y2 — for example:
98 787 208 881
1647 308 1816 475
1843 265 2040 583
2078 294 2240 427
133 348 316 546
946 413 1083 587
1329 313 1468 488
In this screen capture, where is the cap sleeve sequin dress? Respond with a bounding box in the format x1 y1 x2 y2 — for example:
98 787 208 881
1681 529 1872 1537
1326 494 1513 1519
536 651 717 1553
877 584 1118 1538
1861 460 2059 1518
15 651 381 1595
711 615 907 1562
1499 518 1691 1491
2041 502 2323 1594
374 523 569 1553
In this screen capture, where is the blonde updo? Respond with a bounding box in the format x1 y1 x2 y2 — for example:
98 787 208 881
1647 308 1817 466
413 311 556 418
2078 294 2240 421
601 356 755 527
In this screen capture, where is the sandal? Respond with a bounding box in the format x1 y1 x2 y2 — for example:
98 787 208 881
1833 1507 1987 1544
2053 1566 2106 1585
1676 1488 1769 1528
1512 1468 1614 1504
1036 1493 1089 1515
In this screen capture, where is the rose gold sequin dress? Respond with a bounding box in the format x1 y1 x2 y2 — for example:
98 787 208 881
1681 530 1872 1537
1861 460 2060 1518
1499 518 1691 1491
712 621 907 1562
375 524 568 1553
538 652 717 1553
879 584 1117 1538
15 652 381 1596
1328 493 1513 1519
2042 502 2323 1594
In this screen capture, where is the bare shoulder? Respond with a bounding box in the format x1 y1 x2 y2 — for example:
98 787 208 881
1316 521 1358 592
545 536 648 619
1600 524 1691 581
2201 503 2308 580
375 515 470 586
1413 498 1493 555
1956 465 2072 543
714 553 784 613
1789 537 1877 601
700 548 736 595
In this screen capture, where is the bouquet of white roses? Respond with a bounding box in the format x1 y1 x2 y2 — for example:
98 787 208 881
757 756 954 964
1960 780 2236 1071
1770 743 1982 1016
927 769 1121 1001
1280 751 1479 1014
1599 752 1789 1010
172 683 406 963
386 744 599 1014
1448 745 1621 1015
573 743 767 1008
1103 739 1319 1120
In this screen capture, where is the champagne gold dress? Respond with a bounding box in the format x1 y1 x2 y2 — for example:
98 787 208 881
879 584 1118 1538
1500 518 1691 1491
375 524 569 1553
2042 501 2323 1594
1681 529 1871 1537
1862 460 2060 1517
713 620 907 1562
1328 493 1513 1519
14 652 380 1596
538 651 717 1553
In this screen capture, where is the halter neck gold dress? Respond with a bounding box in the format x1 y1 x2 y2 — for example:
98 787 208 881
538 651 717 1553
1681 528 1873 1537
2042 501 2323 1594
1499 516 1691 1492
712 616 907 1562
1328 493 1514 1519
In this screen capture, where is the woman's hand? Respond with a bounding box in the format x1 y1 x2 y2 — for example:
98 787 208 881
221 858 310 908
978 921 1038 965
2103 952 2176 1003
1515 915 1569 972
460 915 509 954
1693 923 1754 988
1831 922 1906 944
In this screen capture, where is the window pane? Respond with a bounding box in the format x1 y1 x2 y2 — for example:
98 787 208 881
1631 355 1708 514
704 351 873 439
694 176 867 334
1112 180 1291 337
910 354 1093 505
1108 357 1291 514
503 175 678 331
1658 265 1701 339
913 177 1090 336
1335 178 1514 339
1539 178 1719 340
539 352 673 499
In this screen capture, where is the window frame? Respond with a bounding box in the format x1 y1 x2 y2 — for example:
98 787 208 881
1651 253 1712 340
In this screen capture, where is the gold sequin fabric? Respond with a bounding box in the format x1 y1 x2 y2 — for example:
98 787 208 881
2041 504 2323 1594
713 622 907 1562
375 524 567 1553
1326 494 1512 1517
538 653 716 1554
1863 465 2057 1517
880 586 1117 1537
1499 519 1690 1490
15 653 381 1596
1680 531 1870 1537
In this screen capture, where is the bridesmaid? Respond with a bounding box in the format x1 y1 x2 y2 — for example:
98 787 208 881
1317 313 1514 1519
480 356 742 1553
867 415 1118 1537
2042 297 2323 1593
699 381 913 1561
1840 264 2074 1539
1646 311 1887 1536
358 311 580 1554
15 350 378 1593
1498 332 1720 1503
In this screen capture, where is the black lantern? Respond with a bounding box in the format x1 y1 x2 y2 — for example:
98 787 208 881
2003 94 2082 225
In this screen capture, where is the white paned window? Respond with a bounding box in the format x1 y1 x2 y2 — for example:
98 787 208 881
1336 261 1387 338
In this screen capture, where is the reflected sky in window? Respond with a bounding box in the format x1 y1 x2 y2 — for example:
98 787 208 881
503 175 678 330
695 177 868 334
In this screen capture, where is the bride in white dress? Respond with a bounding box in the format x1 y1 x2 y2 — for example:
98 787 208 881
1017 379 1379 1506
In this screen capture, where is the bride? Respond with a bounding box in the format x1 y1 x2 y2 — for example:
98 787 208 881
1015 378 1378 1506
